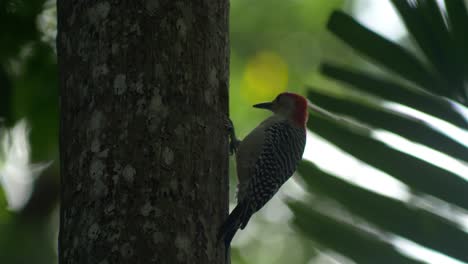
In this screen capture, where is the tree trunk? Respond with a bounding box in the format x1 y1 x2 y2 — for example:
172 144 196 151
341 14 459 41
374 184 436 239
57 1 229 263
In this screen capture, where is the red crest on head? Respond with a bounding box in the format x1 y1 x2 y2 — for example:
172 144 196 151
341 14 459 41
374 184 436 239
278 92 309 127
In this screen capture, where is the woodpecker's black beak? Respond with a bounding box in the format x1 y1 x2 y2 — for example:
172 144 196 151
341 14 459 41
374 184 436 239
253 102 273 110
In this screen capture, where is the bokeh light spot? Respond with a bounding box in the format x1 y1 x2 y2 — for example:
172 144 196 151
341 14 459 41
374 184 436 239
242 51 288 103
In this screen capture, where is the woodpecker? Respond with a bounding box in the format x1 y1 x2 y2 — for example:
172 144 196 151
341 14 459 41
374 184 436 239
219 92 309 253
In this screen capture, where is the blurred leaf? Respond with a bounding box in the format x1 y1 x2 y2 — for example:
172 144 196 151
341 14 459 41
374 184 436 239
19 172 59 220
0 67 12 125
0 188 7 216
445 0 468 78
307 115 468 211
12 42 58 161
389 0 434 67
306 89 468 161
0 168 10 222
423 0 465 98
0 125 5 214
0 218 55 263
297 161 468 262
390 0 465 98
320 63 468 128
327 10 444 95
0 0 46 60
230 0 343 57
290 202 425 264
303 1 468 263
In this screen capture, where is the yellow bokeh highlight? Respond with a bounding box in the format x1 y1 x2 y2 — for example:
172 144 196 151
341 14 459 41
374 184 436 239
241 51 288 103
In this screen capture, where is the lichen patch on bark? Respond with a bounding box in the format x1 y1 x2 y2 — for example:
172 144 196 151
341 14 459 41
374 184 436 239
113 74 127 95
122 164 136 184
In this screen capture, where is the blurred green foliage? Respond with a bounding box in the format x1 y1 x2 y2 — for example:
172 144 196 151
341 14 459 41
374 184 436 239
0 0 58 263
290 0 468 263
0 0 467 263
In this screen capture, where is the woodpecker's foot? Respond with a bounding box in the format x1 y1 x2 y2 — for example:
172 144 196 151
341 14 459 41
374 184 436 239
223 116 240 155
223 116 235 132
229 138 240 155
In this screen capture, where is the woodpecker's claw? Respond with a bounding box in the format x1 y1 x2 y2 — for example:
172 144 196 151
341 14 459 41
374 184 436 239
223 116 234 132
229 138 240 155
223 116 240 155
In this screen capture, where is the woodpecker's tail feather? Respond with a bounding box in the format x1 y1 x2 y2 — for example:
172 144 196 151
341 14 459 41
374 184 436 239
218 200 251 261
218 201 249 245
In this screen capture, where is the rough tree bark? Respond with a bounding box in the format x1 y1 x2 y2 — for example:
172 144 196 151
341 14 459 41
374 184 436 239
57 1 229 263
